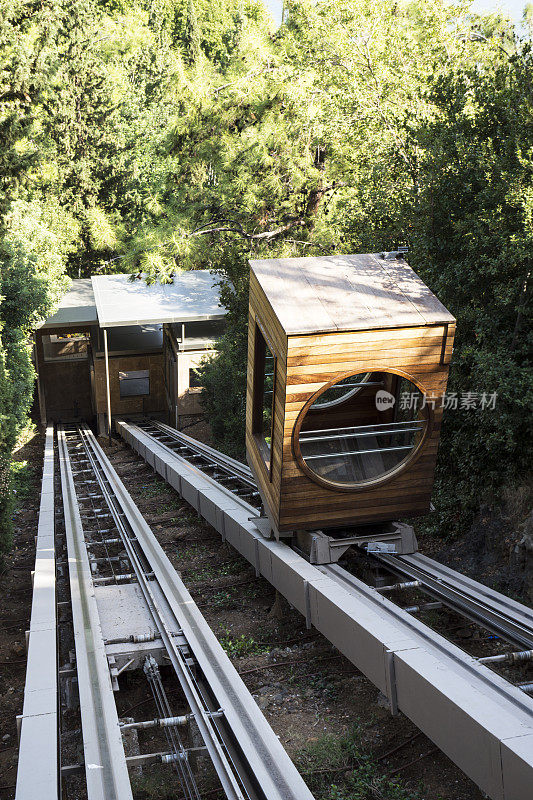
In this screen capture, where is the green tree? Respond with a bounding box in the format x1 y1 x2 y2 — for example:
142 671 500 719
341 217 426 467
0 0 77 557
410 43 533 532
150 0 483 456
0 201 75 557
0 0 51 216
178 0 532 536
1 0 530 554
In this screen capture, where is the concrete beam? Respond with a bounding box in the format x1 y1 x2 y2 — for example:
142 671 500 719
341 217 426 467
16 427 58 800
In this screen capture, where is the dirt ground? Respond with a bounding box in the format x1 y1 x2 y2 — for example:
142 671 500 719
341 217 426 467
0 424 488 800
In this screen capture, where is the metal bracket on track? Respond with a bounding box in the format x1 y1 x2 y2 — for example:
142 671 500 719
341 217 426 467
294 522 418 565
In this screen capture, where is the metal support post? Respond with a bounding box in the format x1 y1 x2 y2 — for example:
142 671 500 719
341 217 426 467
104 328 112 446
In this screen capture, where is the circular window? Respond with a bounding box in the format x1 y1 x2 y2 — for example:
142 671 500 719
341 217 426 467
295 371 430 489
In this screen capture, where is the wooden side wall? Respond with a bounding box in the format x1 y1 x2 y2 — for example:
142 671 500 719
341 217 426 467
35 328 95 423
277 323 454 530
176 350 211 415
246 270 288 530
93 353 165 417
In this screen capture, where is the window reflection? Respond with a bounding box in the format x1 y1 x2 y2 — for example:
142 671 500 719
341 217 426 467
262 350 275 448
252 323 276 465
299 373 427 486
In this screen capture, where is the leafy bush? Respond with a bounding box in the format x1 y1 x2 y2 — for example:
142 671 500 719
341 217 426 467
0 201 72 561
219 630 268 657
296 726 421 800
196 264 250 460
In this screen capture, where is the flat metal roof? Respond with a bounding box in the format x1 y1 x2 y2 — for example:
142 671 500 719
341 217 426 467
38 279 98 329
91 271 226 328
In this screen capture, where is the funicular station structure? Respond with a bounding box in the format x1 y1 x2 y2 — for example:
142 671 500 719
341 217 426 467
16 254 533 800
33 271 226 433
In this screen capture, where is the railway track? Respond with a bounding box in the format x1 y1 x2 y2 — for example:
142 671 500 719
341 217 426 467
373 551 533 653
129 419 533 660
117 416 533 800
17 424 314 800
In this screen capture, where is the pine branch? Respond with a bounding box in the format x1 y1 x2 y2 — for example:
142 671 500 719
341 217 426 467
189 218 304 240
213 64 278 95
188 183 341 242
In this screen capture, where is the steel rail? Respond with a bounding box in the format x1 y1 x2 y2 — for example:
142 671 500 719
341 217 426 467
143 656 200 800
75 425 247 800
62 428 202 799
373 552 533 651
121 418 533 660
299 425 423 442
77 422 315 800
57 425 133 800
299 419 424 435
117 418 533 800
302 444 414 460
72 434 202 800
135 419 256 488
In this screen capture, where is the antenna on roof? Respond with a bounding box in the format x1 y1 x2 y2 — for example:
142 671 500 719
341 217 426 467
379 246 409 260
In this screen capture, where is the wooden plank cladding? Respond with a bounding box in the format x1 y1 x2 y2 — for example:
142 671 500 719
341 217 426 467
249 254 455 335
246 253 456 537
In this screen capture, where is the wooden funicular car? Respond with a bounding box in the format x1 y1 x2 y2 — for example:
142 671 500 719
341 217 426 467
245 253 455 562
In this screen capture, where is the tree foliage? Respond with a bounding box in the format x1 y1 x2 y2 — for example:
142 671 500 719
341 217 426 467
0 0 531 557
0 0 268 557
0 201 74 554
411 47 533 531
190 0 532 532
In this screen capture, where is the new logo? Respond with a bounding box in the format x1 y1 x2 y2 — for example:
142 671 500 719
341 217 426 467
375 390 395 411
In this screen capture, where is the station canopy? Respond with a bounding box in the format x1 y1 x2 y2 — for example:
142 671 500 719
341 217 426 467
37 279 98 329
91 271 226 328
